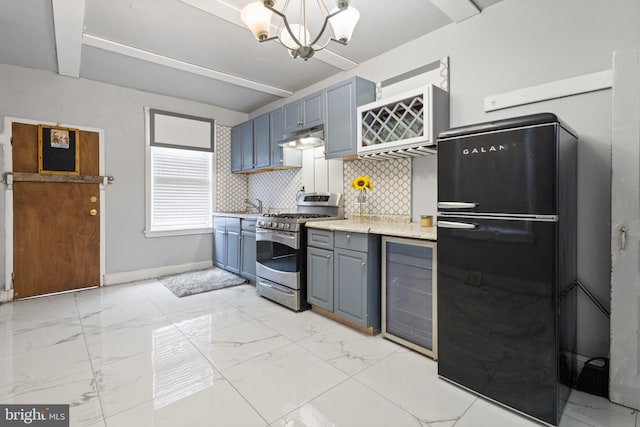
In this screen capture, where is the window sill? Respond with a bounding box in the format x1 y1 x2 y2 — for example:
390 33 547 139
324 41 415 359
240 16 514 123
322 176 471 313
144 227 213 238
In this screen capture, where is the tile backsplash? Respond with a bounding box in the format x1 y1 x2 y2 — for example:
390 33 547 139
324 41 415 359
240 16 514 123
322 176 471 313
247 168 303 212
342 158 411 217
215 125 247 212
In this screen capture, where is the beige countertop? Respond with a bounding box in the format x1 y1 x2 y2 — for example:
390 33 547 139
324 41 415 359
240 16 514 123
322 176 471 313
306 219 437 241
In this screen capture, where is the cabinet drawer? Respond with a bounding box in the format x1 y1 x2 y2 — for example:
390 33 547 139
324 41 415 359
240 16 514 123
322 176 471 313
335 231 368 252
242 219 257 231
308 228 334 249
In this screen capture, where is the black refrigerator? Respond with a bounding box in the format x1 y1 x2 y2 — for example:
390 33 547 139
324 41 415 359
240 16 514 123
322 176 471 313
436 113 577 426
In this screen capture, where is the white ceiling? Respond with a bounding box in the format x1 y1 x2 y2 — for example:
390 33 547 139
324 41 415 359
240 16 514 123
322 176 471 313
0 0 502 113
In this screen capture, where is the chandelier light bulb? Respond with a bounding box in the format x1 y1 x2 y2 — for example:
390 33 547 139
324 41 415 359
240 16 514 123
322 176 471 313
280 23 311 50
329 6 360 43
240 1 273 41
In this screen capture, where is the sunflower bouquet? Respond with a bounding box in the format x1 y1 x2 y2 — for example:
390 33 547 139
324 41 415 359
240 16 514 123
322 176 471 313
351 175 373 192
351 175 372 219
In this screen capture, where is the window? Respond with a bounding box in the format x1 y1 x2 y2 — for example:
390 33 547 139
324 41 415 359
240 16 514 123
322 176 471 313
146 109 215 236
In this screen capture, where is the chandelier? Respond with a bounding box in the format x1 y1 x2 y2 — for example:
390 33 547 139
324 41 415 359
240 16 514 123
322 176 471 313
241 0 360 61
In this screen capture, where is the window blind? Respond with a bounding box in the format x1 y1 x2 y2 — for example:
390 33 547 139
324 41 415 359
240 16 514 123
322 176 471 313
150 146 212 231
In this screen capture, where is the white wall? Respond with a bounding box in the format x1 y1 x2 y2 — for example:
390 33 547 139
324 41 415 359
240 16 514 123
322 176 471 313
0 64 247 278
251 0 640 359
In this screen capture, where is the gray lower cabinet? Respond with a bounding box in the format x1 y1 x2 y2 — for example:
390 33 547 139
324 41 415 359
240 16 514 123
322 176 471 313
382 236 437 359
307 228 380 331
213 217 241 274
240 220 257 281
307 246 334 311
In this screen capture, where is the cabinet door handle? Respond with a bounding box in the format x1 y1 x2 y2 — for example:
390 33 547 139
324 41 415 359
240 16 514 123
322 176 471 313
346 234 351 239
326 254 331 259
361 261 366 267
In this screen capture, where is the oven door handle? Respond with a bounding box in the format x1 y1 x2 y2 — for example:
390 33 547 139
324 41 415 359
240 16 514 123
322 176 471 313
256 228 299 249
256 229 296 240
259 281 295 295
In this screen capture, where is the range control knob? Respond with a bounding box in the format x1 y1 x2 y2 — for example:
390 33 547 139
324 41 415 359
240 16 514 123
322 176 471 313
266 221 272 227
278 223 285 229
284 223 291 230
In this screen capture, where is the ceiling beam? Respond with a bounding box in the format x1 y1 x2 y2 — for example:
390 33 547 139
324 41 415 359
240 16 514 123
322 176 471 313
82 34 293 98
180 0 358 71
429 0 480 23
52 0 86 77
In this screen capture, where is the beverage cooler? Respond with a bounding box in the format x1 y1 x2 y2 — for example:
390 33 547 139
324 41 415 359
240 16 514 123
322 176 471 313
382 237 437 360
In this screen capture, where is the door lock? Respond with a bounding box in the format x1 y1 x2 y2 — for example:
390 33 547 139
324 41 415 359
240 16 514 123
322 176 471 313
90 196 97 203
89 209 98 216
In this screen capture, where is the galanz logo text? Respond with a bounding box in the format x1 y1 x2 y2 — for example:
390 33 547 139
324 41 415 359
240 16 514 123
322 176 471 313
462 145 506 155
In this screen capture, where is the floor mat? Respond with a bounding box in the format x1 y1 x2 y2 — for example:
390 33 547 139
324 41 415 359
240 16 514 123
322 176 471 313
158 267 247 297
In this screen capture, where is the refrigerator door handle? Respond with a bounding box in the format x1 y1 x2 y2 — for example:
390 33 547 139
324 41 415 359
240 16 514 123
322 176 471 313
438 221 477 230
438 202 478 209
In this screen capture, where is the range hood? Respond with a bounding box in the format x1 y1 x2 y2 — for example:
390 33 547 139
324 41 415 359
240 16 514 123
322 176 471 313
279 124 324 150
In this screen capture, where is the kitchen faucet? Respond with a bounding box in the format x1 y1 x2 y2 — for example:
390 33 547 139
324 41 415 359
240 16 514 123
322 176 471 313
245 198 263 214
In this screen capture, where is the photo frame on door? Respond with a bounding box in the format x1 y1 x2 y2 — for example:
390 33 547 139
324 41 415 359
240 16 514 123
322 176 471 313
38 125 80 175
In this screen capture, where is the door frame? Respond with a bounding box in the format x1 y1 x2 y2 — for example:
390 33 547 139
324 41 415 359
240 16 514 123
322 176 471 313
610 50 640 410
0 116 106 300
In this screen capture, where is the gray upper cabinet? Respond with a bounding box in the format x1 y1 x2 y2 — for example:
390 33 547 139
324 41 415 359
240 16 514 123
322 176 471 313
240 120 254 171
304 91 324 127
231 120 254 172
270 108 284 166
230 125 243 173
325 77 376 159
283 91 324 134
253 113 270 169
231 108 301 174
232 76 374 172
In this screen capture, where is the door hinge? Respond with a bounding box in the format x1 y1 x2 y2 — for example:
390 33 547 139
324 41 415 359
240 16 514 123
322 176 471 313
10 137 13 145
11 272 14 283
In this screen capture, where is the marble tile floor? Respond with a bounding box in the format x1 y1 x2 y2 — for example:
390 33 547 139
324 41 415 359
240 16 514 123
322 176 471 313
0 281 636 427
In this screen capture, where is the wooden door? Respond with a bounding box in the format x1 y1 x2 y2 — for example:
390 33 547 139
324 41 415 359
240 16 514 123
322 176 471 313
12 123 100 299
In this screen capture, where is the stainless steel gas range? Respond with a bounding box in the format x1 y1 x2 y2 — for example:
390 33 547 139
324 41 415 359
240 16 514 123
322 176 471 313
255 192 343 311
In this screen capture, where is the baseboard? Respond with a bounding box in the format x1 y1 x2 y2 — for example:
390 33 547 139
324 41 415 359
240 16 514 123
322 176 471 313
103 261 213 286
0 289 14 303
